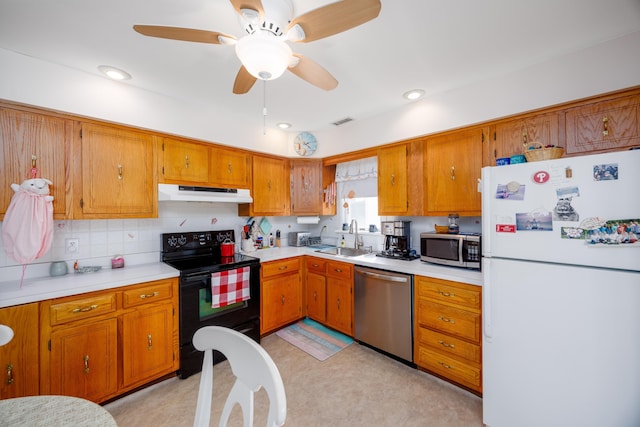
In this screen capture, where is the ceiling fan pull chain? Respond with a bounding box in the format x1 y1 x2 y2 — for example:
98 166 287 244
263 80 267 135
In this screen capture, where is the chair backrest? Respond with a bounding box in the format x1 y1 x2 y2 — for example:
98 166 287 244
192 326 287 427
0 325 14 346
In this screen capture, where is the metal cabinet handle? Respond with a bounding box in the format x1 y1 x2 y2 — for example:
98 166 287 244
117 164 123 180
147 334 153 350
450 166 455 181
139 291 159 299
278 265 288 271
313 291 317 301
336 298 341 309
334 268 343 273
438 340 455 349
438 361 454 370
602 116 609 136
438 290 455 297
438 315 455 324
391 174 395 186
72 304 98 313
281 295 285 305
6 363 13 385
185 155 190 169
227 163 232 174
83 355 90 374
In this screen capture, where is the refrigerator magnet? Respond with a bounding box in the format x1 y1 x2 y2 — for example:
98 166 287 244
593 163 618 181
495 182 525 200
515 211 553 231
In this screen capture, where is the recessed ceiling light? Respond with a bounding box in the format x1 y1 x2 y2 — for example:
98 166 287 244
98 65 132 81
277 122 292 129
403 89 425 100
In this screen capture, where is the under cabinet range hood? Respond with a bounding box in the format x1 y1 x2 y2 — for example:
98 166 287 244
158 184 252 203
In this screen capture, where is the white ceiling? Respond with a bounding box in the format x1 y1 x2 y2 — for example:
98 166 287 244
1 0 640 135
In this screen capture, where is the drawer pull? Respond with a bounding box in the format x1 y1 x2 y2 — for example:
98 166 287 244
602 115 609 136
139 291 159 299
334 268 343 273
438 361 454 370
278 265 288 271
72 304 98 313
438 316 455 324
312 263 320 268
147 334 153 350
438 340 455 349
6 363 14 385
438 290 455 297
83 355 90 374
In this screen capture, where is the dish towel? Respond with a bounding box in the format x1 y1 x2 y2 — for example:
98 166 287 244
211 267 251 308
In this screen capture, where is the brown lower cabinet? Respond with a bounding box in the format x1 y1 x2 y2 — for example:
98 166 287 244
414 275 482 394
260 257 302 335
39 278 179 403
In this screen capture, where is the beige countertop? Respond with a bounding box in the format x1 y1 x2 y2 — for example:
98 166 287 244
0 247 481 309
244 246 483 287
0 263 179 308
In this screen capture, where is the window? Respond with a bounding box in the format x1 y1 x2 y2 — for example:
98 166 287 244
340 197 380 232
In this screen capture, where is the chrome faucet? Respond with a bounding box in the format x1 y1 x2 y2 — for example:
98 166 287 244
350 219 359 249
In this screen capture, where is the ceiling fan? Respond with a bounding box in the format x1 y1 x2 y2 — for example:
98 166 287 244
133 0 381 94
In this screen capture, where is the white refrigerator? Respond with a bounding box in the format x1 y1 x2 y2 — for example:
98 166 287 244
481 149 640 427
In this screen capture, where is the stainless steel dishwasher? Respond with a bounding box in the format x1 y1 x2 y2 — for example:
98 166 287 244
354 266 413 364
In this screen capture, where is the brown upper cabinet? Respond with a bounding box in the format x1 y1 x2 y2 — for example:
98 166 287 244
0 107 72 220
290 159 322 215
239 154 290 217
209 146 251 189
159 138 209 184
486 112 561 166
564 92 640 155
74 123 157 218
378 140 424 216
425 127 485 216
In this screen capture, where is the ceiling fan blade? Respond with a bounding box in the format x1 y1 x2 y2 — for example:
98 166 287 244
233 66 258 94
288 54 338 91
229 0 264 19
133 25 235 44
287 0 381 43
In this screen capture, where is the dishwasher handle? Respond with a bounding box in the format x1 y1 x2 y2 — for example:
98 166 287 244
356 269 409 283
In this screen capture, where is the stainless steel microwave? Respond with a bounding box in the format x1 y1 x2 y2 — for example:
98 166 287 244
420 232 481 270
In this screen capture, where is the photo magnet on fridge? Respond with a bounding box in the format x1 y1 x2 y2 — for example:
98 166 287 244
593 163 618 181
515 211 553 231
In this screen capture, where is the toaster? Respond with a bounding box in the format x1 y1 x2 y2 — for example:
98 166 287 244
288 232 311 247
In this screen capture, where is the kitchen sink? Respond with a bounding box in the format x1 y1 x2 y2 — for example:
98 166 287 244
315 247 371 257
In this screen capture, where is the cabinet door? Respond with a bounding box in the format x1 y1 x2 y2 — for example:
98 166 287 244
121 304 175 388
0 303 39 398
209 147 250 188
261 273 301 334
487 112 560 166
306 272 326 323
249 155 290 216
290 159 322 215
326 277 352 336
564 94 640 154
0 108 71 220
160 138 209 184
50 318 118 402
378 144 408 215
425 127 484 216
78 123 156 218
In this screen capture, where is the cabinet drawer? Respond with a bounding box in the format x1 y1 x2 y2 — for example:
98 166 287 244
416 327 481 363
305 257 326 274
122 280 173 308
417 277 480 310
417 300 481 343
325 260 352 280
50 293 117 325
262 258 300 278
417 347 481 390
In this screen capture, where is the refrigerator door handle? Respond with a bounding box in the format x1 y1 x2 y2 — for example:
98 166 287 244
483 258 493 341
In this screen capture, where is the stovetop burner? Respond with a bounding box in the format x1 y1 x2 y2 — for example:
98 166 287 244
376 250 420 261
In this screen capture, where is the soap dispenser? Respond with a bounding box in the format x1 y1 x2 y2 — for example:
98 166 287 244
340 235 346 248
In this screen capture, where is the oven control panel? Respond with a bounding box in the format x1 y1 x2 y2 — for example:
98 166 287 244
162 230 235 252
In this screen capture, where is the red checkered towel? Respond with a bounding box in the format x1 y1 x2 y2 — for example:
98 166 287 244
211 266 251 308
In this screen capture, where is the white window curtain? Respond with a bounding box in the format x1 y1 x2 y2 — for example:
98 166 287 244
335 157 378 182
336 157 378 225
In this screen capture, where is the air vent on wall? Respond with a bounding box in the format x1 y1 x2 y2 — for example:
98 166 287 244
332 117 354 126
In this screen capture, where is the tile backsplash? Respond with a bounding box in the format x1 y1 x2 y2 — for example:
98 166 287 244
0 201 480 282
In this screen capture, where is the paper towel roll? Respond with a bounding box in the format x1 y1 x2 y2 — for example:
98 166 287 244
296 216 320 224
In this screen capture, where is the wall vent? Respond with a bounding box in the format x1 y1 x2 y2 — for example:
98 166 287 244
332 117 354 126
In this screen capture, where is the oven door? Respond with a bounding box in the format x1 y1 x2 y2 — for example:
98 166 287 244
178 265 260 378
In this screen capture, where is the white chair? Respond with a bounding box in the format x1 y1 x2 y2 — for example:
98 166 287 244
192 326 287 427
0 324 14 346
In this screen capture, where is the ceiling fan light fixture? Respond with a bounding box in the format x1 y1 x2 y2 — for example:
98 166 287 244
98 65 131 81
403 89 425 100
235 33 292 80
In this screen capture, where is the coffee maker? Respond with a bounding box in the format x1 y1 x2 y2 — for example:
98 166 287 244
379 221 417 260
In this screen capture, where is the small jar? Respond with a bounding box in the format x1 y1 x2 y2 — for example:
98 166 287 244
50 261 68 277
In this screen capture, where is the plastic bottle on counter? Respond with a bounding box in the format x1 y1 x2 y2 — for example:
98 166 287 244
340 235 346 248
269 233 274 247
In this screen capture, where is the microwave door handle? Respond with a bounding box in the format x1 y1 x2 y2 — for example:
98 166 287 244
458 238 464 266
